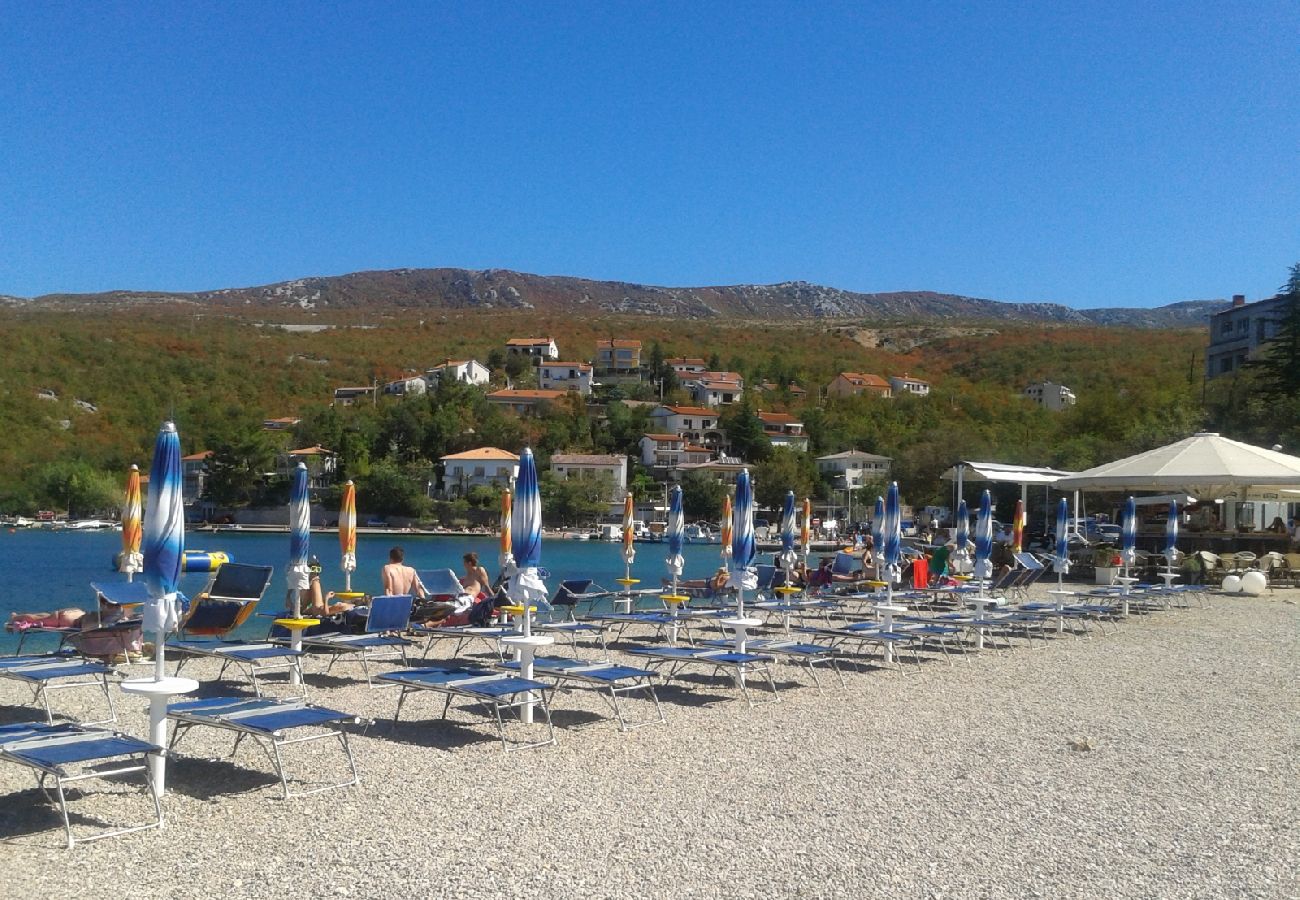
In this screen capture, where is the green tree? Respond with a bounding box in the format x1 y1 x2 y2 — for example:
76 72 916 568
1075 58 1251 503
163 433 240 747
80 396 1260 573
720 400 772 462
204 427 276 506
36 461 121 517
1246 263 1300 399
681 470 725 520
540 472 613 526
752 447 819 512
357 458 430 518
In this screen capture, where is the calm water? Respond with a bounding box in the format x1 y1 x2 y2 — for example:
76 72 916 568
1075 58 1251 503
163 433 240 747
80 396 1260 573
0 528 731 652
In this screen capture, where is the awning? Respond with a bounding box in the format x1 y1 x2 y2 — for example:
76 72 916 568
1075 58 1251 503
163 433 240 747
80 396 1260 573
941 461 1076 486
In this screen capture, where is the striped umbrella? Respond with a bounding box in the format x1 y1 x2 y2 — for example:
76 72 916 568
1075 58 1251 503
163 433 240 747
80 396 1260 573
800 496 812 559
720 494 733 564
953 499 970 570
779 491 798 574
499 488 514 572
621 492 636 572
665 485 685 587
974 490 994 581
120 464 144 580
1164 500 1179 564
288 463 311 616
871 496 884 554
339 480 357 592
1120 496 1137 570
142 421 185 680
728 469 758 614
508 448 548 631
1053 497 1071 575
882 482 902 586
1011 499 1025 554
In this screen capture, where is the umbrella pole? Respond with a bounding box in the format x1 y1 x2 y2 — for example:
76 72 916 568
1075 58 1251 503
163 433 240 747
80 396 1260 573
345 571 351 592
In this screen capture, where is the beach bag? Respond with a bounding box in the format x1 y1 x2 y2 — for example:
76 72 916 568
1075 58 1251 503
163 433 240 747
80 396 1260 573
467 593 497 627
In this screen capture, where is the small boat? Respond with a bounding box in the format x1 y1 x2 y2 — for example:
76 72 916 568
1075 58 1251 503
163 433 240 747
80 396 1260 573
684 523 719 544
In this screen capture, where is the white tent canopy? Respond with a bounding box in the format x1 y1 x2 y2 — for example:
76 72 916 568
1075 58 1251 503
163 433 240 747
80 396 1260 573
1054 433 1300 500
942 461 1076 486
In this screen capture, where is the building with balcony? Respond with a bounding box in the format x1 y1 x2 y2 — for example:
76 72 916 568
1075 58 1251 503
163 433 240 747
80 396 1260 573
426 359 491 387
382 376 427 397
505 337 559 362
1205 293 1289 378
888 373 930 397
440 447 519 498
685 371 744 407
333 385 376 406
816 450 892 490
757 411 809 450
537 362 594 396
595 339 642 380
648 405 725 450
666 357 708 376
826 372 891 399
181 451 213 503
549 453 628 500
486 388 570 415
1023 381 1077 410
278 446 338 489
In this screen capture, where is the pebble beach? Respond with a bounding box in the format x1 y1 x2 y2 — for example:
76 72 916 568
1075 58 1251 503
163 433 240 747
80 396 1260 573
2 585 1296 899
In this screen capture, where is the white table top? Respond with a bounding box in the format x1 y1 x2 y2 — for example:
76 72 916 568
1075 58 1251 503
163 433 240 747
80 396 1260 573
120 676 199 696
721 617 764 628
499 634 555 649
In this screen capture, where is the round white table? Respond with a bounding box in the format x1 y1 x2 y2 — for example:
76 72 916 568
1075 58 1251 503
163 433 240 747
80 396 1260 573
500 633 554 725
120 675 199 797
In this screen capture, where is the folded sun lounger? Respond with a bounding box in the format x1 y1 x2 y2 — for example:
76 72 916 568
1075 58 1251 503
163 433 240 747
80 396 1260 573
0 721 161 848
167 696 364 798
378 665 556 751
296 594 415 687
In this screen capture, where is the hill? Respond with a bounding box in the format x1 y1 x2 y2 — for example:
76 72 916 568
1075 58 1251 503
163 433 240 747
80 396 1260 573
19 268 1226 328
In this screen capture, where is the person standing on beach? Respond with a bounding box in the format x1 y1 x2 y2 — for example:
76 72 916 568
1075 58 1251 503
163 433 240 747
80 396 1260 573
381 546 426 598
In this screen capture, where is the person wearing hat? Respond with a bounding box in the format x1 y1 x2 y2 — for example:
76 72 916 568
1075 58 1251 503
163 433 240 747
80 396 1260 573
300 556 359 616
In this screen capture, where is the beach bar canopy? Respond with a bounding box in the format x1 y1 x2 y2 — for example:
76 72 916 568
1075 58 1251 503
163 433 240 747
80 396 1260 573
1053 433 1300 501
942 461 1077 489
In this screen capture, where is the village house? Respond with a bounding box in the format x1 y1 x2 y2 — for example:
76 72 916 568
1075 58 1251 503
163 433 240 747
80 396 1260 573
505 337 559 362
826 372 892 399
648 405 725 451
757 411 809 451
262 417 301 432
332 385 376 406
665 357 708 376
638 433 711 478
816 450 893 490
181 451 213 503
549 453 628 500
486 388 569 416
685 371 744 407
595 339 642 380
756 381 808 401
440 447 519 498
537 361 594 396
888 373 931 397
672 456 748 486
1023 381 1077 410
1205 292 1290 378
277 446 338 489
382 375 427 397
426 359 491 387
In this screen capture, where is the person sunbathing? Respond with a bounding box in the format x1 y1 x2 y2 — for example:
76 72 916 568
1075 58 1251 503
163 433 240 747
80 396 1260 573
7 608 85 630
299 563 357 617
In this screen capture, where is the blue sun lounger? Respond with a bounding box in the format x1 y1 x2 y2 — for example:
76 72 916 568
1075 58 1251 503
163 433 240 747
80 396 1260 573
798 623 927 673
169 564 306 695
699 638 845 689
498 655 665 731
413 624 517 661
626 646 780 706
0 721 161 848
0 654 118 724
167 696 364 798
378 665 557 751
296 594 415 687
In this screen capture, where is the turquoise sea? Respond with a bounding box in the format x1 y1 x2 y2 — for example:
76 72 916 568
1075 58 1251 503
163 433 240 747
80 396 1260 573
0 528 733 652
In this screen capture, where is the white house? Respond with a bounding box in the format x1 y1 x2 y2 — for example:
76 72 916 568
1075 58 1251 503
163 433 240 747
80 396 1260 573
537 361 594 396
382 376 427 397
333 386 376 406
486 388 569 416
826 372 891 399
665 357 708 375
1023 381 1077 410
639 433 711 477
686 371 744 407
816 450 893 490
888 374 930 397
278 446 338 489
757 411 809 450
648 405 725 450
426 359 491 387
549 453 627 500
672 456 747 485
440 447 519 498
505 337 559 362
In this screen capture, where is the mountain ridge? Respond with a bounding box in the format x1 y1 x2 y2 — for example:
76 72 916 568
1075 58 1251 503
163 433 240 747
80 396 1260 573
8 267 1226 328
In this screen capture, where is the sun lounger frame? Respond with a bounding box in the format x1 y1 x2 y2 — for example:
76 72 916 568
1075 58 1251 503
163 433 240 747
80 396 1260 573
379 666 557 752
0 656 118 725
500 656 665 731
0 721 161 848
167 696 364 798
627 646 781 707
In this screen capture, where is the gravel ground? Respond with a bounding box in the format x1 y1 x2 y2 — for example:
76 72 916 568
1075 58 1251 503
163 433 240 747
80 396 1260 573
1 585 1296 899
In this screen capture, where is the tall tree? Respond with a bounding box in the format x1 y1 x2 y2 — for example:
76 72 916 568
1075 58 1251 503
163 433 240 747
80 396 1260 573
1246 262 1300 399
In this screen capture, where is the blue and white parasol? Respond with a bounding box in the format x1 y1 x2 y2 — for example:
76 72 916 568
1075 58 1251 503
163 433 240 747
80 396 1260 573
727 469 758 611
142 421 185 679
508 448 549 622
1120 496 1137 569
1164 500 1179 564
288 463 311 613
882 482 902 585
665 485 685 586
871 496 885 553
953 498 970 570
1053 497 1071 575
974 490 994 580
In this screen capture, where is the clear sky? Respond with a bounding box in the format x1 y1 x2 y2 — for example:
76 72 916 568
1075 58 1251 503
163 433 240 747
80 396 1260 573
1 2 1296 307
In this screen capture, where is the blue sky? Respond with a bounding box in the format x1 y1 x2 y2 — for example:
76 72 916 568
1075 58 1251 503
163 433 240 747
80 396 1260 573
1 2 1296 306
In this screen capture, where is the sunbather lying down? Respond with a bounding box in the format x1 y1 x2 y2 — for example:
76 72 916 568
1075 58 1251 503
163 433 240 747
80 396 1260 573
7 608 86 630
